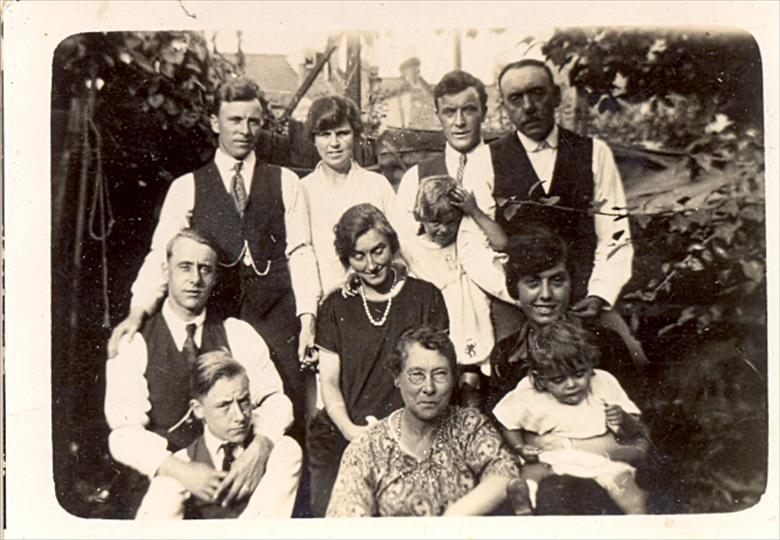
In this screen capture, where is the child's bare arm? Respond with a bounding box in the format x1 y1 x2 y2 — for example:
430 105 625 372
448 187 508 251
500 427 544 463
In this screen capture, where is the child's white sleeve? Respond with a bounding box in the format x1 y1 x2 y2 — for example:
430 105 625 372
492 388 527 431
594 369 641 415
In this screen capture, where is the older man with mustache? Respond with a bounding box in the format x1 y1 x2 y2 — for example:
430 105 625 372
491 59 633 321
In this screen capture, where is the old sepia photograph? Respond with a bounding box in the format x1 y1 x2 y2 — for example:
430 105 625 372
3 1 778 538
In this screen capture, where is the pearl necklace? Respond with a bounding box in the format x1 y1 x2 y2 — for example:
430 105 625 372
359 268 398 327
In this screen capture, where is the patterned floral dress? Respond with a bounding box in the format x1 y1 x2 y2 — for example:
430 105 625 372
326 406 521 517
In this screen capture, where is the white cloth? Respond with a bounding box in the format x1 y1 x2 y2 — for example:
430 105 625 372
393 142 514 304
129 148 321 318
492 369 640 440
135 436 302 519
105 300 294 478
402 235 493 368
515 127 633 306
300 161 396 297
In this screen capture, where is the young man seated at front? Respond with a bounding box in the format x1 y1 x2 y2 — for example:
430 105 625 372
140 350 302 519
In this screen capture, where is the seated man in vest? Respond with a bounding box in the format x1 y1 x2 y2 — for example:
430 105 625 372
491 58 633 321
105 228 300 518
107 76 320 443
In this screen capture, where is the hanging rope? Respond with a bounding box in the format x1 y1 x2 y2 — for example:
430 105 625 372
85 101 115 329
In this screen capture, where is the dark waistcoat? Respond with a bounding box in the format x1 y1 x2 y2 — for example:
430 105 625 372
191 157 287 270
141 312 230 451
183 434 252 519
489 128 597 299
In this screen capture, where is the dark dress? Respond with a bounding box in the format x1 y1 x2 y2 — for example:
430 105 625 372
307 276 449 517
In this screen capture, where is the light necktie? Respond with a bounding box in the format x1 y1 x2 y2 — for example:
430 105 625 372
231 161 248 217
220 442 237 471
534 140 550 152
456 153 467 184
182 323 199 364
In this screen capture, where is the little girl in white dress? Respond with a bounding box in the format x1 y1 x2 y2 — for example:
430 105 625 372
493 320 650 514
401 175 507 396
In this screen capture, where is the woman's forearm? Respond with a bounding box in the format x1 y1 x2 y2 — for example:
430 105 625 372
443 475 510 516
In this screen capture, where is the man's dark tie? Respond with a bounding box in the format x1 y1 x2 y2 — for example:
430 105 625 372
231 161 248 217
182 323 199 364
456 153 467 184
220 442 237 472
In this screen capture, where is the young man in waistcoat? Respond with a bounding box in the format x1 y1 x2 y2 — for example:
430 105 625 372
491 59 633 320
391 70 517 404
138 350 301 519
105 229 299 518
107 77 320 443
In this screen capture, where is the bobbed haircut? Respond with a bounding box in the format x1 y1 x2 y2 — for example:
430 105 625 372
497 59 556 93
165 228 218 261
333 203 400 268
306 94 363 139
190 349 247 400
504 223 569 300
433 70 488 114
212 76 268 116
413 175 463 224
528 320 600 392
387 325 457 379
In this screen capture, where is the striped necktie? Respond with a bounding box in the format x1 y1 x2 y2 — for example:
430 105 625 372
456 153 467 184
231 161 248 216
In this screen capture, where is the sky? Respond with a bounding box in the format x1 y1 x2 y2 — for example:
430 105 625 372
210 26 552 85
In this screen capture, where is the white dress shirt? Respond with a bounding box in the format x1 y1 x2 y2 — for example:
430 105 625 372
300 161 396 298
201 425 246 470
105 299 293 478
129 148 321 318
393 141 515 304
515 127 633 306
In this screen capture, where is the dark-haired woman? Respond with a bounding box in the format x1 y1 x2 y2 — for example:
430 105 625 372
300 95 396 297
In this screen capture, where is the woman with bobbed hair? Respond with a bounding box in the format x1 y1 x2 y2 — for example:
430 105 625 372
307 203 448 517
300 95 396 297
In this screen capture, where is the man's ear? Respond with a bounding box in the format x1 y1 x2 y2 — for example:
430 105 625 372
552 85 562 108
210 113 220 135
191 398 205 420
162 259 171 282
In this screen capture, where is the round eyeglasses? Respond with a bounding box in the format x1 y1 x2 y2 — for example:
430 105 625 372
404 369 451 385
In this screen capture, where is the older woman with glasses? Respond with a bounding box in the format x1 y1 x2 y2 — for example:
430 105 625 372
307 204 449 517
326 326 521 517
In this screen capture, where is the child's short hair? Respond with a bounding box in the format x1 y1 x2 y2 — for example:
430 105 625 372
413 175 463 224
190 349 247 400
528 320 600 392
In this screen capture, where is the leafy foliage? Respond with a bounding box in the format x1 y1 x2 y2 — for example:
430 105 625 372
621 128 765 340
543 28 763 134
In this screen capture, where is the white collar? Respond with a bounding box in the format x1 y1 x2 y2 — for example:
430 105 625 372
202 423 248 467
444 140 486 161
161 299 207 350
214 148 256 190
517 125 559 152
313 159 361 180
